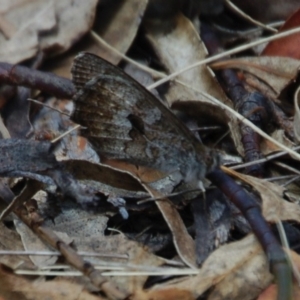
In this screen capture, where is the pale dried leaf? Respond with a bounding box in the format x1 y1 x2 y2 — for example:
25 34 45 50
14 219 71 267
0 264 105 300
145 14 231 108
0 222 31 269
94 0 148 64
208 248 272 300
152 235 266 298
0 0 55 63
0 27 38 63
145 13 244 156
0 0 98 63
91 234 165 293
40 0 98 55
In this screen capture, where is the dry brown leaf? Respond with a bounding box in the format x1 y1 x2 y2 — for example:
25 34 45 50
145 14 231 109
0 264 105 300
223 167 300 222
208 247 272 300
212 56 300 96
145 13 244 156
93 234 165 294
64 159 147 194
40 0 98 56
14 219 70 267
262 7 300 59
94 0 148 64
0 0 55 63
152 234 270 299
0 0 98 63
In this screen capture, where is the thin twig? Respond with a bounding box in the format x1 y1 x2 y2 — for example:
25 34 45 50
224 0 278 32
147 27 300 90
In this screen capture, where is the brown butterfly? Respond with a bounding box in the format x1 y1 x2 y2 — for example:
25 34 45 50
70 52 219 188
70 53 291 296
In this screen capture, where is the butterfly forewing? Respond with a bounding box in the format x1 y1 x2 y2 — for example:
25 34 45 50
71 52 215 182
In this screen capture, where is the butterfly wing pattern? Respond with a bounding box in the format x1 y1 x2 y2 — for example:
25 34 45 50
71 52 218 185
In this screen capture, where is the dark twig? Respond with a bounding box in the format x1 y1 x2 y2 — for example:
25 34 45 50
207 168 292 300
0 62 75 99
2 86 33 138
200 22 272 176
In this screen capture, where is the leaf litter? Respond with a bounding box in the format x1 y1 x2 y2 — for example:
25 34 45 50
0 1 300 300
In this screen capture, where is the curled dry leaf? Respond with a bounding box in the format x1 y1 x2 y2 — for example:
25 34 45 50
63 160 146 195
211 56 300 97
223 167 300 222
143 185 197 268
145 13 244 155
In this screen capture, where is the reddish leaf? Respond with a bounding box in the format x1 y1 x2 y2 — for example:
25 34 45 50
262 8 300 58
